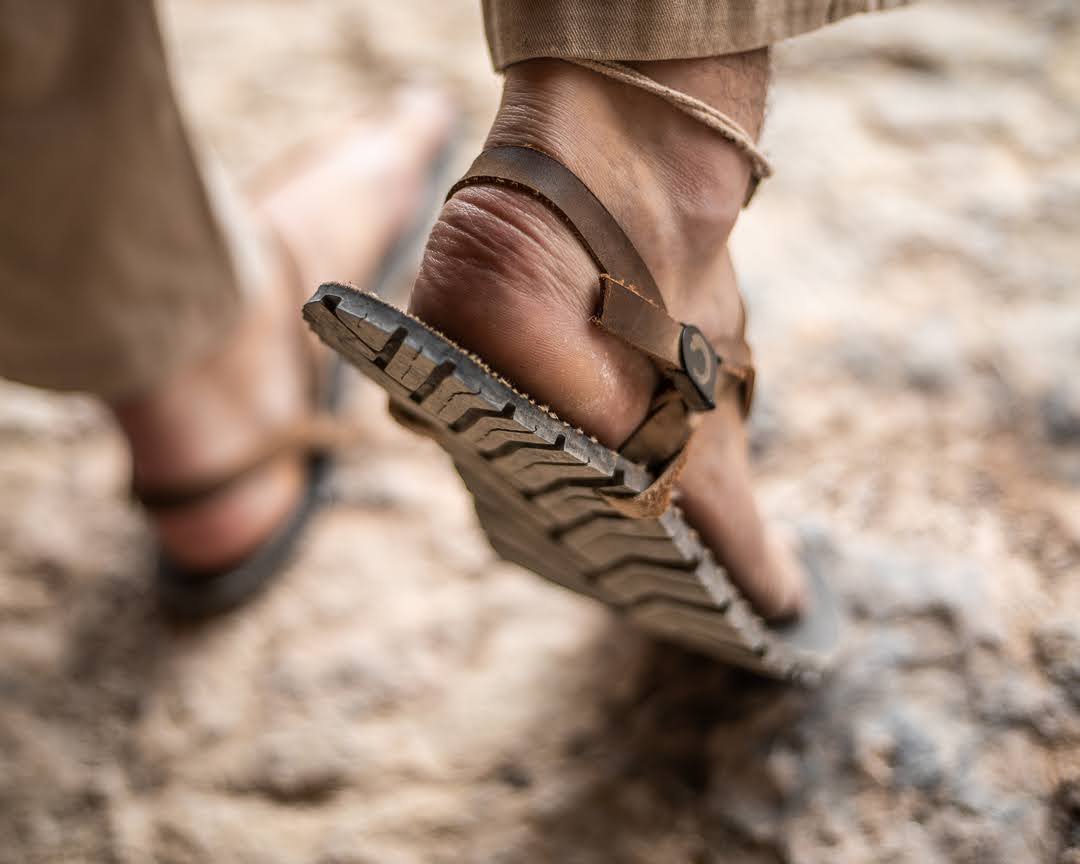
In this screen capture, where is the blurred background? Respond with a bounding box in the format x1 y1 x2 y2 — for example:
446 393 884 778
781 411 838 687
1 0 1078 861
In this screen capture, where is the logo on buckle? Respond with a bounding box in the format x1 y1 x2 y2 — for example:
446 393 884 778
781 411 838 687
680 324 718 410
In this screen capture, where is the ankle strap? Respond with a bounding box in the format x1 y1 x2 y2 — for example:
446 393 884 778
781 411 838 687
448 144 666 309
447 145 755 437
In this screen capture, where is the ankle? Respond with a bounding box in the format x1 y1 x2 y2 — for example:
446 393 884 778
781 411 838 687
487 54 768 299
412 54 767 348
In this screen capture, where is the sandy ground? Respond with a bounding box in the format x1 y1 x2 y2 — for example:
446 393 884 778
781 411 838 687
1 1 1079 862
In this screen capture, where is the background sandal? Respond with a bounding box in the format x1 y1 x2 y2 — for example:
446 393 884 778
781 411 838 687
135 356 345 619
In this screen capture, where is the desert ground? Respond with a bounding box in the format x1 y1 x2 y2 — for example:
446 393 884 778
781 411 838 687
1 0 1078 861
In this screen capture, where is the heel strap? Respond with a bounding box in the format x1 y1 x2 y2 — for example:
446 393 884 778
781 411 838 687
135 225 351 516
447 145 755 471
448 145 666 309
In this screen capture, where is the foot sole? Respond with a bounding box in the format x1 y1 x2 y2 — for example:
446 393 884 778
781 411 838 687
304 282 841 684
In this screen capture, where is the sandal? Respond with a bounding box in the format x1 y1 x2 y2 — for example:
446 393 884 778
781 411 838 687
137 347 344 618
303 145 841 683
136 128 457 618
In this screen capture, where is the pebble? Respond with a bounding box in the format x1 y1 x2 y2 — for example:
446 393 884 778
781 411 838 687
1034 620 1080 706
1043 379 1080 445
3 1 1078 862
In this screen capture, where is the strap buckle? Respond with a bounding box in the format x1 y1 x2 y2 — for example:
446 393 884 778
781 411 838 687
676 324 718 412
673 324 756 417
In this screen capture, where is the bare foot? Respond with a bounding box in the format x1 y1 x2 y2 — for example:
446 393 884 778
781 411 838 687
112 89 454 573
409 57 805 620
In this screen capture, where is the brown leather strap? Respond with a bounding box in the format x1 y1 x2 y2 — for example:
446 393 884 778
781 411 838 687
448 145 667 310
447 145 756 469
595 275 682 368
598 275 720 412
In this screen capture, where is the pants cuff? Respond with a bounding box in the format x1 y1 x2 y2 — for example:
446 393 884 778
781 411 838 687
482 0 912 70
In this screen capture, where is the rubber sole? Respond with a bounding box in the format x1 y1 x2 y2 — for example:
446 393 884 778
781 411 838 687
304 282 841 684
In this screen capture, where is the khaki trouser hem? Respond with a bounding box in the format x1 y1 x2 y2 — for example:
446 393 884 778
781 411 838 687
0 288 238 401
483 0 912 69
0 0 244 401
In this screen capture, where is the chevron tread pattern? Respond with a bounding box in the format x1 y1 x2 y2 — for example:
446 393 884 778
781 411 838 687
304 283 830 684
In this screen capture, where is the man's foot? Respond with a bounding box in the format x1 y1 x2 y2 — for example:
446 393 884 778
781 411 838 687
409 56 805 620
111 89 454 574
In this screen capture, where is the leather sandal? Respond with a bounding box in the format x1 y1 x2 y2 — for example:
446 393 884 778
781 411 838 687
137 354 344 619
304 144 841 683
136 130 457 619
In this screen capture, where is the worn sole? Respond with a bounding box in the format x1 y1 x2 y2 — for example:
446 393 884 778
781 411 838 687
304 282 840 684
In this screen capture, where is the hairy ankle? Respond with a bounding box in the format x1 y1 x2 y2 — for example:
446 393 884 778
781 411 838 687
487 54 768 299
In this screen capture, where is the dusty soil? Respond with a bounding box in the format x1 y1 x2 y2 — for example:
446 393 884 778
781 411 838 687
1 0 1078 861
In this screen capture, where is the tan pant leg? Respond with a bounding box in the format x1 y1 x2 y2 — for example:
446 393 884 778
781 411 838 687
482 0 911 69
0 0 248 399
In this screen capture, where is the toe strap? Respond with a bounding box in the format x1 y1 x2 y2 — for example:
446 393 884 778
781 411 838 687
602 440 692 519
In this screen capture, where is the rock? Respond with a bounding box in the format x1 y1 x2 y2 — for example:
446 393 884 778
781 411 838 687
902 322 965 394
494 760 532 790
931 812 1009 864
974 670 1080 742
1053 780 1080 861
1035 620 1080 706
747 386 786 460
243 726 352 802
838 543 1004 647
1043 379 1080 445
889 711 946 792
836 331 895 386
0 382 103 440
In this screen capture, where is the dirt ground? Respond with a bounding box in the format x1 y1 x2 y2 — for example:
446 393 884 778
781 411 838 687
1 1 1079 862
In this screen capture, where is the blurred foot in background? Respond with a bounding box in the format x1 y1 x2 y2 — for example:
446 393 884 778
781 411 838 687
0 0 451 601
113 91 453 575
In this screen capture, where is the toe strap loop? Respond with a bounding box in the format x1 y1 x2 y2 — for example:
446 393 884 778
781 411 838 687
602 440 692 519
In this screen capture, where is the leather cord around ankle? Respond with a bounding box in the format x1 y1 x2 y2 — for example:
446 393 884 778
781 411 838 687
565 58 772 206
